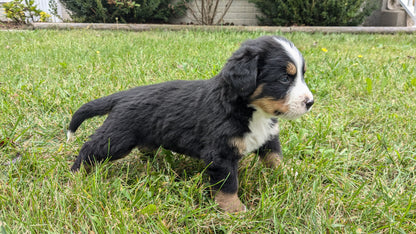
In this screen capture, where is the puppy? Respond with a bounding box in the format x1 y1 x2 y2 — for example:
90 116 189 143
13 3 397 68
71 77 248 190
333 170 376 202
67 35 314 213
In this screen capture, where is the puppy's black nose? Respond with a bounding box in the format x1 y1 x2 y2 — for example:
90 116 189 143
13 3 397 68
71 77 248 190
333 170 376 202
305 99 314 110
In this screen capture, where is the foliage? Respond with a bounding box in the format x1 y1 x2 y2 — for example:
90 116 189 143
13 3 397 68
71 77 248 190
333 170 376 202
3 0 50 24
249 0 378 26
59 0 186 23
3 0 26 23
1 30 416 232
48 0 63 22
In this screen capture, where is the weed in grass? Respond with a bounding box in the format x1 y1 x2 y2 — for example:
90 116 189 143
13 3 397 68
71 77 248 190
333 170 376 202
0 30 415 232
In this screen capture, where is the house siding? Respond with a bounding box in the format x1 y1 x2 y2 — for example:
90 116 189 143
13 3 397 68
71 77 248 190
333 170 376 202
170 0 262 26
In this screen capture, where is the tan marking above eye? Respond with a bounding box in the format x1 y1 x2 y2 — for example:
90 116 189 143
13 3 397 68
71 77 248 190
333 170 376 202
286 62 297 76
251 97 289 115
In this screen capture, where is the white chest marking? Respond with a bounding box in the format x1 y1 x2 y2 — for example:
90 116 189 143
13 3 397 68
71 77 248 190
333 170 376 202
242 107 279 154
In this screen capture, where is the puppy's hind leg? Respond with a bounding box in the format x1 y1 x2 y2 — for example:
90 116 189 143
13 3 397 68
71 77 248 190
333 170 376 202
71 127 137 172
71 141 96 172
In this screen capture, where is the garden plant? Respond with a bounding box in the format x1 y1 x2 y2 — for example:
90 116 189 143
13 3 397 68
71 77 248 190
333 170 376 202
249 0 378 26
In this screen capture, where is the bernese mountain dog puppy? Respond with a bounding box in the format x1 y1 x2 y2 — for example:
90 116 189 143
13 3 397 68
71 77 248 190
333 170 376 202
67 35 314 213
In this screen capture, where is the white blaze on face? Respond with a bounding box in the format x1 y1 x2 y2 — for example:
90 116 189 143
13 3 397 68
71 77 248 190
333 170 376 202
273 37 314 119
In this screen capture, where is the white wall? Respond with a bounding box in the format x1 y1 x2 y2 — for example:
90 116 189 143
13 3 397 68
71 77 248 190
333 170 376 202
170 0 262 26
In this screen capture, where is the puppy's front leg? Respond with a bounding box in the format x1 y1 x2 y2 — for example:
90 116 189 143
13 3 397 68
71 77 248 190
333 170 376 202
206 158 246 213
259 135 283 169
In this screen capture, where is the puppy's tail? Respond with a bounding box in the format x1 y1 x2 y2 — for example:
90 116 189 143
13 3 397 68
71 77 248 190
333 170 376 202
67 93 122 142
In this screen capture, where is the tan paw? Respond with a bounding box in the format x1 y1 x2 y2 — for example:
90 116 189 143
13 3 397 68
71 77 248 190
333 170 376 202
262 152 282 169
215 191 247 213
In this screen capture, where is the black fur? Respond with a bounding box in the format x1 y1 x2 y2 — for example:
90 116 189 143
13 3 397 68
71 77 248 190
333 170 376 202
68 36 310 197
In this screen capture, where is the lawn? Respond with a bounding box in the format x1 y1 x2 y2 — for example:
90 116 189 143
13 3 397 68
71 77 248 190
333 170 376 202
0 29 415 233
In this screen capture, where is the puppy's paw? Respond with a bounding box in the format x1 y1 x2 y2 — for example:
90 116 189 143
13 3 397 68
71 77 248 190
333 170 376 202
262 152 282 169
215 191 247 213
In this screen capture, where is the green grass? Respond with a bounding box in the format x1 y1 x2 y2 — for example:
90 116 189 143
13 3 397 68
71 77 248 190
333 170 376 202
1 29 415 233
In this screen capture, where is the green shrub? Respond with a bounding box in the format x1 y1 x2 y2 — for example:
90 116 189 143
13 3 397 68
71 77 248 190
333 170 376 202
3 0 49 24
249 0 378 26
59 0 186 23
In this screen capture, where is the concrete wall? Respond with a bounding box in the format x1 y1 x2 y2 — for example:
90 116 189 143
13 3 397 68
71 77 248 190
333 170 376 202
364 0 414 26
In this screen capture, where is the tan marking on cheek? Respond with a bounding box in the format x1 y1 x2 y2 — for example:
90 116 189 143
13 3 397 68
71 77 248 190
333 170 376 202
287 62 297 76
251 97 289 115
230 137 246 155
249 83 265 100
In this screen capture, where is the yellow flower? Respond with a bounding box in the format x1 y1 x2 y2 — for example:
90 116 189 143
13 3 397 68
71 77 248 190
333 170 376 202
358 55 363 58
321 48 328 53
96 51 100 54
39 11 51 22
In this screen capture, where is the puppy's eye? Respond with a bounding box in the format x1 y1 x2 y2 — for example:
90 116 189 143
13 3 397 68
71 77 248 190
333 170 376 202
281 75 290 84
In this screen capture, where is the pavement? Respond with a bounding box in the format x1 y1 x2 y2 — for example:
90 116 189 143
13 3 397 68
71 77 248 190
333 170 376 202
29 22 416 34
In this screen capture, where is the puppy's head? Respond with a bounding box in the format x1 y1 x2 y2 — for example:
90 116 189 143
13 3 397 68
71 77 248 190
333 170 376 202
221 36 314 119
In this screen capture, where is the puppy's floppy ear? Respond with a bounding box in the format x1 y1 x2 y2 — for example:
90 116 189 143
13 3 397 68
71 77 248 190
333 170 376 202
221 45 259 97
